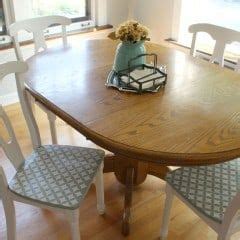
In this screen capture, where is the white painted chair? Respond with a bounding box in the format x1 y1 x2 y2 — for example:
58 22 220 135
9 15 71 60
0 62 105 240
160 159 240 240
8 15 72 145
189 23 240 71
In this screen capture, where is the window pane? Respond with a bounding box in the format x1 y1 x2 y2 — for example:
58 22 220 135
13 0 87 21
32 0 87 19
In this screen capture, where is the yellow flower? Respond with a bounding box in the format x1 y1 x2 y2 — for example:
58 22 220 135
115 20 149 43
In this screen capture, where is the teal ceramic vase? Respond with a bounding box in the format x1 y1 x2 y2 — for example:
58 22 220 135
113 41 146 72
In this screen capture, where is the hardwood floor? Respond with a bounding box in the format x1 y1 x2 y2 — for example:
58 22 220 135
1 103 240 240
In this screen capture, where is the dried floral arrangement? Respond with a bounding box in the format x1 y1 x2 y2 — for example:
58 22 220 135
108 20 150 43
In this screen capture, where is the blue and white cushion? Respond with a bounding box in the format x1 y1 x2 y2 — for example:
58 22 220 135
166 158 240 223
9 145 104 209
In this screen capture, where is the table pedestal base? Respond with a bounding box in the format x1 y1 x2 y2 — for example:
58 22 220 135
103 154 171 236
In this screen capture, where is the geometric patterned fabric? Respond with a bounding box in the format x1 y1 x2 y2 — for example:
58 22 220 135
166 158 240 223
9 145 104 210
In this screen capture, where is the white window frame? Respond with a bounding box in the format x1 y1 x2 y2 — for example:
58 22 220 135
2 0 107 36
2 0 15 29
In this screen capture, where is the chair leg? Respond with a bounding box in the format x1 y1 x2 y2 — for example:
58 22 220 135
217 235 230 240
160 184 174 240
217 228 232 240
46 111 58 144
95 163 105 215
26 91 36 114
67 210 81 240
3 197 16 240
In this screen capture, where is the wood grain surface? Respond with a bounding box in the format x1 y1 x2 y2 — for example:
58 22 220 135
24 39 240 166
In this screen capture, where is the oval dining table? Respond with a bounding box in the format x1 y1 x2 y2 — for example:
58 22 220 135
23 38 240 236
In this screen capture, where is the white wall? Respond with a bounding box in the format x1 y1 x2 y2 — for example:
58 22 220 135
134 0 174 43
107 0 129 27
107 0 175 43
96 0 107 26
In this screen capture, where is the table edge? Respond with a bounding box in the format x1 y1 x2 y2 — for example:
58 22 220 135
25 85 240 166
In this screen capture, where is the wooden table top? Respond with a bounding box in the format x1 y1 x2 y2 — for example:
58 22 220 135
24 39 240 166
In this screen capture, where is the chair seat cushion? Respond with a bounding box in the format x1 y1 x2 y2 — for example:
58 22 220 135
166 158 240 223
9 145 104 210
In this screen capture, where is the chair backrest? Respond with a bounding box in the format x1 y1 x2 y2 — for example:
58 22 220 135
0 61 41 149
0 105 24 169
189 23 240 68
9 15 72 60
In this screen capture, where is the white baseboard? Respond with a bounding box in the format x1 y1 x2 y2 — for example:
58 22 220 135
0 92 19 106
